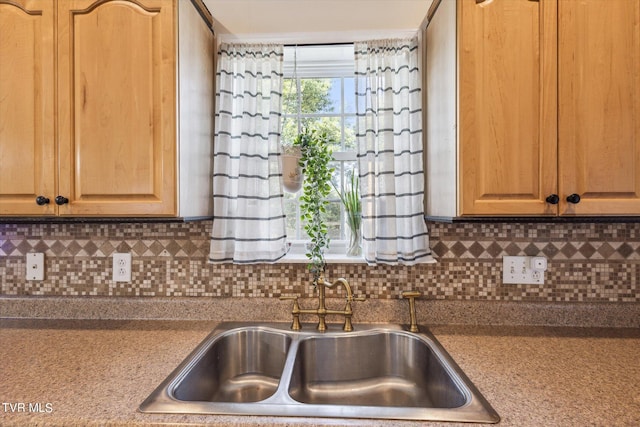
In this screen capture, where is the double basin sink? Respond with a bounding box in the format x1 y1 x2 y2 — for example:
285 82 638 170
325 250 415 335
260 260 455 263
139 322 499 423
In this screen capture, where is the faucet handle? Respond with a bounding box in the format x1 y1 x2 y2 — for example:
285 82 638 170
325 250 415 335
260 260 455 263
280 296 301 330
401 290 421 333
401 290 422 299
350 295 366 302
279 295 301 312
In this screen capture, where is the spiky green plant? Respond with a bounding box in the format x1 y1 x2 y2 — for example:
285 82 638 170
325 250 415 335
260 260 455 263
333 172 361 245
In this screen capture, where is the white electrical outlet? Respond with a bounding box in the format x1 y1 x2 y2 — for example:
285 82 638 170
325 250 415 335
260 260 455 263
26 253 45 281
502 256 547 285
112 253 132 282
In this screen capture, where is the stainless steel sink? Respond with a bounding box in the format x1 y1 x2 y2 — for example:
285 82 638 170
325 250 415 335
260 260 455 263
139 322 499 423
173 328 291 403
288 332 468 409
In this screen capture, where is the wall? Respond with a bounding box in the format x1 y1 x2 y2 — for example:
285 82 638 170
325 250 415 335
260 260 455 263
1 221 638 303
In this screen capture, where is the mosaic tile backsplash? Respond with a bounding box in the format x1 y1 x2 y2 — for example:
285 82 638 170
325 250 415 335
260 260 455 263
0 221 639 302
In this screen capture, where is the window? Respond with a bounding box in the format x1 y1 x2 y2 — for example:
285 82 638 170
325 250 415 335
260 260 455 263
210 39 432 265
281 45 358 255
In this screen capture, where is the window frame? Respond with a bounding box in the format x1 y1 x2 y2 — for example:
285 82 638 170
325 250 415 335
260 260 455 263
279 45 363 263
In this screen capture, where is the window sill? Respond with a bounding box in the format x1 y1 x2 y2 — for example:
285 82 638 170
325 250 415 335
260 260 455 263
277 252 366 264
277 242 437 265
278 240 366 264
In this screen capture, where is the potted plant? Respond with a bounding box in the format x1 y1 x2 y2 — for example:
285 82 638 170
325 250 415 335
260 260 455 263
281 143 303 193
334 172 362 257
293 127 334 286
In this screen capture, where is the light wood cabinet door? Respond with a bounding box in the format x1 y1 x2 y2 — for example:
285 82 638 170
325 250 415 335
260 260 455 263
459 0 557 215
559 0 640 215
0 0 55 215
57 0 177 216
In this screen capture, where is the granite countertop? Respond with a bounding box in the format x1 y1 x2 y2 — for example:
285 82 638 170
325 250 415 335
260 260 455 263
0 319 639 427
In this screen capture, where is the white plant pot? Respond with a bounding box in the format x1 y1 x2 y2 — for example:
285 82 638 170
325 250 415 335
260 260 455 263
282 147 303 192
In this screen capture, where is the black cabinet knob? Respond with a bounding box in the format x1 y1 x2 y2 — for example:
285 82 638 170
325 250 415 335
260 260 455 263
35 196 50 206
55 196 69 205
566 193 581 204
545 194 559 205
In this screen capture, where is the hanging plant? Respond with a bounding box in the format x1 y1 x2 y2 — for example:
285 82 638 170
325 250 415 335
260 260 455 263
293 127 335 286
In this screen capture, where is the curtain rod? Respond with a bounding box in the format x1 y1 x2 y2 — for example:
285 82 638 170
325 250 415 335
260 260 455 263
284 42 354 47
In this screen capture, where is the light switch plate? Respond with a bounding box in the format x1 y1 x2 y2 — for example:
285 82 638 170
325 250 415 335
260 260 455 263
502 256 545 285
26 253 45 281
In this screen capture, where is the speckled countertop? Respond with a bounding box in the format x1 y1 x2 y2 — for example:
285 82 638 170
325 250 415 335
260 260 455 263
1 319 639 427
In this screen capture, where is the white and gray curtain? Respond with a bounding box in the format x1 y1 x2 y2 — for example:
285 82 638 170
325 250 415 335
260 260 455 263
209 44 287 263
355 38 433 265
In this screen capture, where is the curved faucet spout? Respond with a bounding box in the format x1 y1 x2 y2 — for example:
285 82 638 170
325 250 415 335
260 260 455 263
321 277 354 301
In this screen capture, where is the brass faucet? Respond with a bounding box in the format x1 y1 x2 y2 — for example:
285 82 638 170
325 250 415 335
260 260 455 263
401 290 422 332
280 274 365 332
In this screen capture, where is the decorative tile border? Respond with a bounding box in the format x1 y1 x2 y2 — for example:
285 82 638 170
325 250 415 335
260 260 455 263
0 223 210 258
1 221 639 302
429 222 640 261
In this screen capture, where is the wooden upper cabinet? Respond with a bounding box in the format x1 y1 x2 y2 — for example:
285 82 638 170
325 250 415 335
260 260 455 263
57 0 177 216
0 0 213 217
459 0 557 215
558 0 640 215
0 0 55 215
451 0 640 217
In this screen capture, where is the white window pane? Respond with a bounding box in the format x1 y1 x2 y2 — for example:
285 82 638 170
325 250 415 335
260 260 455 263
344 116 357 151
300 117 342 151
282 79 298 115
301 78 338 113
344 77 356 114
284 196 299 239
282 117 298 145
325 201 342 239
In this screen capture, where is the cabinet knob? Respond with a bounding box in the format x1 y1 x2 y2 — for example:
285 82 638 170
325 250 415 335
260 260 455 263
35 196 50 206
545 194 559 205
566 193 581 204
55 196 69 205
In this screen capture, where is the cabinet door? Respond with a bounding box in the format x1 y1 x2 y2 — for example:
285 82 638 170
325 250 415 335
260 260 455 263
459 0 557 215
559 0 640 215
57 0 177 216
0 0 55 215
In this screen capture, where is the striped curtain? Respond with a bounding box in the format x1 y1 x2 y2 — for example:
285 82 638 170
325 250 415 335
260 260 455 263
354 38 434 265
209 44 287 263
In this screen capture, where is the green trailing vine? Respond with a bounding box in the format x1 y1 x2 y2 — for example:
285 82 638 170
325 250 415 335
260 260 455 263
293 127 335 286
